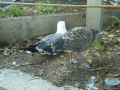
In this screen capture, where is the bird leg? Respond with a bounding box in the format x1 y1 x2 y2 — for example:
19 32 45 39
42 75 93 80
69 52 78 64
80 53 83 60
68 51 77 64
66 51 77 63
70 51 73 63
66 51 73 63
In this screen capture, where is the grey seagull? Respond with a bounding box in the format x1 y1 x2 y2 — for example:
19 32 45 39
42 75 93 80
50 27 102 59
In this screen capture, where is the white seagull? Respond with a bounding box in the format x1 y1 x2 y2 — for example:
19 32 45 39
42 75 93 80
21 21 67 54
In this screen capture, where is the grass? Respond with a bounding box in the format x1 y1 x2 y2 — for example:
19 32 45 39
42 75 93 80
36 5 55 15
0 4 55 17
0 6 26 17
4 6 26 17
0 0 55 17
92 39 103 49
111 16 120 26
0 9 5 17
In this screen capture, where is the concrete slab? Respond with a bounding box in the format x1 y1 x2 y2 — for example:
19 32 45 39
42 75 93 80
0 68 80 90
0 13 85 44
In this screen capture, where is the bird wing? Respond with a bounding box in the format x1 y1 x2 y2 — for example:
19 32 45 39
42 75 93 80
35 33 64 53
51 27 94 53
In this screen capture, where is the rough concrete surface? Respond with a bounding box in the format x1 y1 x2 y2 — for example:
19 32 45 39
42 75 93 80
0 69 79 90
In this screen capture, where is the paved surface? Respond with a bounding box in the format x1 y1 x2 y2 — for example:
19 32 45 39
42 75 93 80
0 69 79 90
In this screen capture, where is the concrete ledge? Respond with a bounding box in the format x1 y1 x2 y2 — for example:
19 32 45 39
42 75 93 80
0 9 119 45
0 13 85 44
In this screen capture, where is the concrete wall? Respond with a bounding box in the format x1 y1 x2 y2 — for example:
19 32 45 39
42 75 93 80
0 9 119 45
0 13 85 44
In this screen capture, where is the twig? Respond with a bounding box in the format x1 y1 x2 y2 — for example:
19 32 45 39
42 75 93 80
91 67 118 71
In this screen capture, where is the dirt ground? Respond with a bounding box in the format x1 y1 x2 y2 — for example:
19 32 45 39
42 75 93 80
0 46 120 89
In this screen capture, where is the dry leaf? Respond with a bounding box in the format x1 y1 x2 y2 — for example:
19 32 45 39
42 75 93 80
116 37 120 42
108 34 114 38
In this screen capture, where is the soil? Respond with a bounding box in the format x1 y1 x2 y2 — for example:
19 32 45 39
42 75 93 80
0 49 120 89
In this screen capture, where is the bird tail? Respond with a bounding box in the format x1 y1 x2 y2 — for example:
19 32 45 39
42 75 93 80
20 44 38 53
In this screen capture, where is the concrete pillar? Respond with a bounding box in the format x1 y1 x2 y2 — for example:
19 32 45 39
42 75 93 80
86 0 104 31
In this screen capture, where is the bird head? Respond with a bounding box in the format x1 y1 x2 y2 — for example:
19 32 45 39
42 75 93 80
91 29 103 38
56 21 67 34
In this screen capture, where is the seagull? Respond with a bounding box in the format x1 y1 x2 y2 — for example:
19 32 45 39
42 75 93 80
21 21 67 54
50 27 102 60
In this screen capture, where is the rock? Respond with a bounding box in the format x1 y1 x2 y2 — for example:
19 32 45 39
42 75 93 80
105 78 120 88
85 76 99 90
3 47 9 56
74 82 81 88
70 59 78 64
82 63 91 69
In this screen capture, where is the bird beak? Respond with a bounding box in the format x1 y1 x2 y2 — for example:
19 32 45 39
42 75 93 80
98 31 104 35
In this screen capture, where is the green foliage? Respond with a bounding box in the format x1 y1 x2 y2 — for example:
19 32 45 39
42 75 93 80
36 5 55 15
107 73 120 77
0 9 5 17
111 16 120 26
0 0 55 17
91 63 98 68
92 39 103 49
0 5 55 17
4 6 26 17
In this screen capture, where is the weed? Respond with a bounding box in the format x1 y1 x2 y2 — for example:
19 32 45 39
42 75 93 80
4 6 26 17
92 39 103 49
0 9 6 17
36 5 55 15
111 16 120 26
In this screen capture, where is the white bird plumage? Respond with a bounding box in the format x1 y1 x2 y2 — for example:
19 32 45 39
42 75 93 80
21 21 67 54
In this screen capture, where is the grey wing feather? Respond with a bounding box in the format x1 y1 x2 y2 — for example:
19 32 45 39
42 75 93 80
42 33 64 43
51 37 64 53
63 27 94 52
35 33 64 53
51 27 95 53
35 34 54 45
